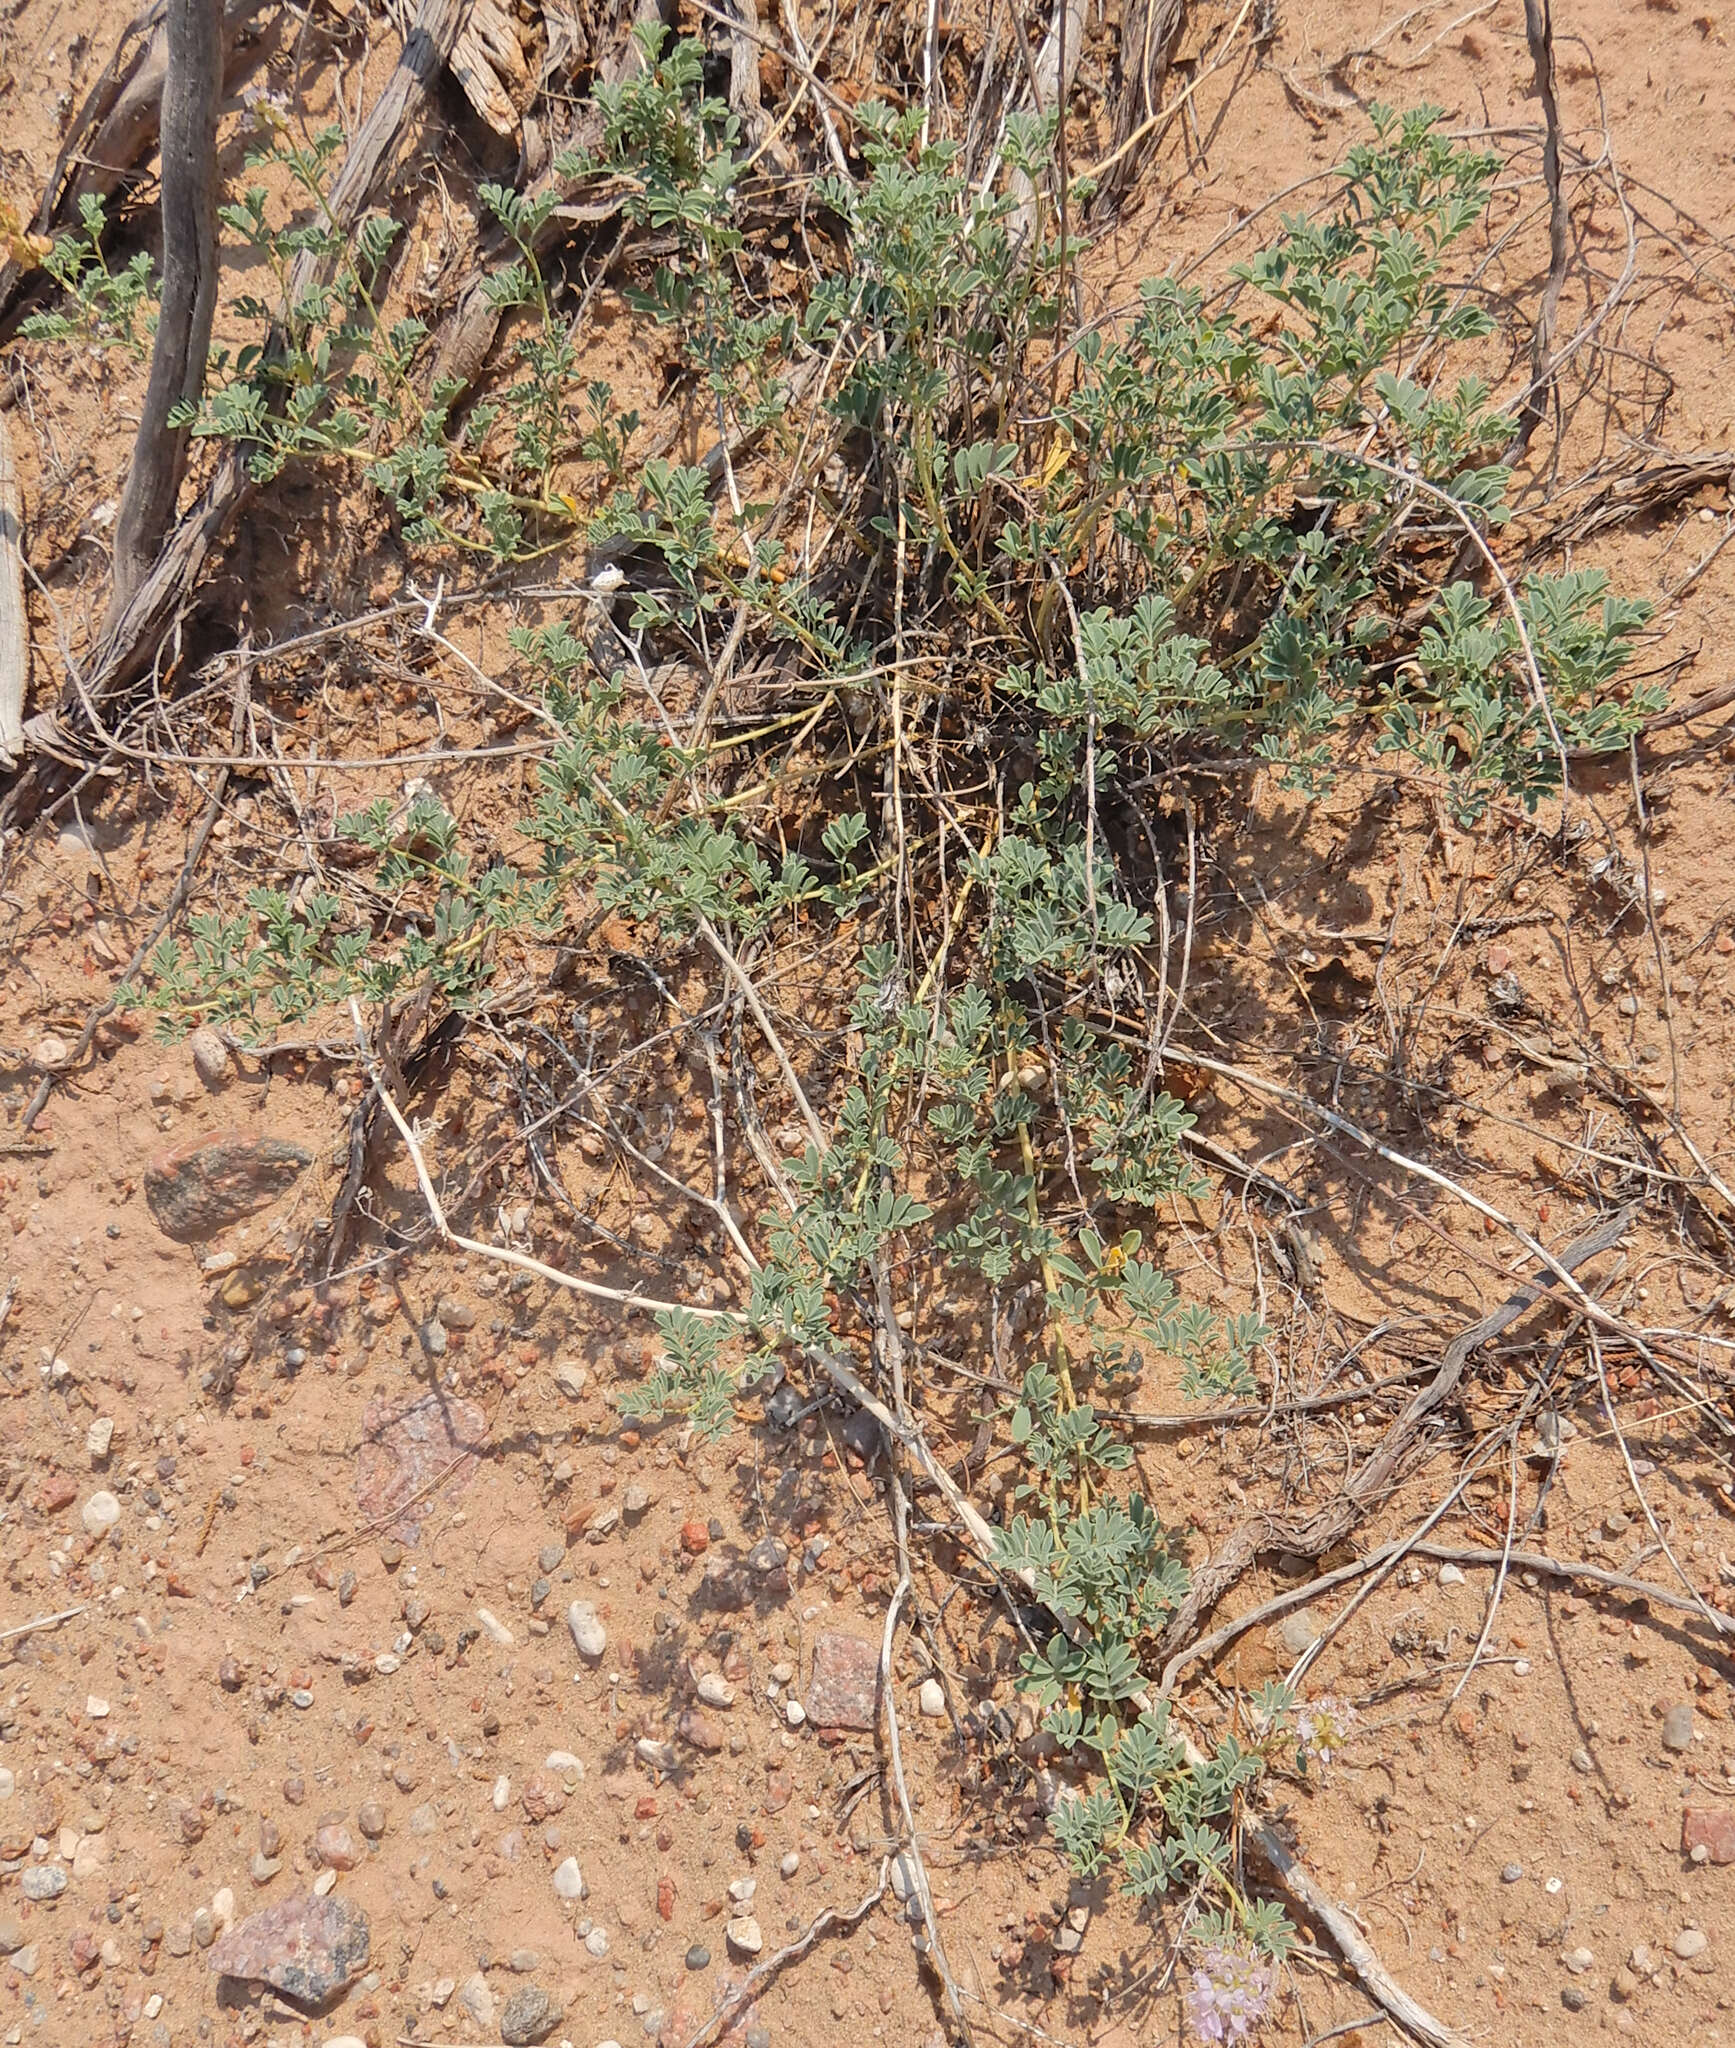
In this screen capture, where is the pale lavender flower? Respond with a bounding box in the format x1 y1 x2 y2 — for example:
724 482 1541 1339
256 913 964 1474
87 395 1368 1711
1184 1944 1273 2042
1294 1694 1357 1768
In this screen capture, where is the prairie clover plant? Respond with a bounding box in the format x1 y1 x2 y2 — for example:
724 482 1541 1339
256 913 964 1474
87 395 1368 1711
107 48 1658 1979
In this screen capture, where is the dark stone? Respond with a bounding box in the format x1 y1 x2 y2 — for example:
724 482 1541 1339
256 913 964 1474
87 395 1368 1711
144 1128 314 1242
686 1944 711 1971
207 1891 370 2007
499 1984 560 2044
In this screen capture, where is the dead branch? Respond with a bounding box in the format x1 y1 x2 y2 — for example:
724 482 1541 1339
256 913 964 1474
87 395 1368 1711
109 0 225 615
1151 1204 1635 1662
0 412 24 766
4 0 467 824
1509 0 1568 460
673 1866 889 2048
1091 0 1185 214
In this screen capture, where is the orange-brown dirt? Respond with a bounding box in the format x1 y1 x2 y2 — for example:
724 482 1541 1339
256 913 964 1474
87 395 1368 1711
3 2 1735 2047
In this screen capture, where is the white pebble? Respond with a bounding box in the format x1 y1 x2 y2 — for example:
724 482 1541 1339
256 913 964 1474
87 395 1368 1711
918 1678 945 1718
313 1868 337 1896
86 1418 114 1461
0 1766 14 1799
779 1851 800 1878
567 1600 607 1662
85 1696 110 1720
212 1886 235 1929
491 1775 511 1812
726 1916 763 1957
697 1673 735 1708
546 1750 584 1777
553 1856 584 1900
81 1491 121 1538
1437 1563 1466 1587
475 1607 514 1648
784 1698 806 1727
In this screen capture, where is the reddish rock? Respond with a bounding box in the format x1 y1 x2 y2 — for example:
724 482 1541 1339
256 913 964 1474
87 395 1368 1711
313 1824 360 1871
1684 1804 1735 1864
678 1710 724 1754
805 1631 881 1733
69 1928 101 1973
207 1891 370 2005
36 1476 77 1514
353 1392 487 1545
680 1521 710 1555
520 1771 567 1822
144 1128 314 1242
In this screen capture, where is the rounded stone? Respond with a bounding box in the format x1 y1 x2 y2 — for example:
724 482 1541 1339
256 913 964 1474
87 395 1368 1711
686 1943 711 1971
188 1027 229 1089
356 1800 387 1841
918 1678 945 1718
1500 1862 1523 1884
1674 1928 1709 1961
552 1857 583 1900
498 1984 558 2045
81 1491 121 1538
567 1600 606 1662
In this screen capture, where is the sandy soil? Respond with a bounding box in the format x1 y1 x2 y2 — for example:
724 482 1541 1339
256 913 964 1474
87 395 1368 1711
3 1 1735 2046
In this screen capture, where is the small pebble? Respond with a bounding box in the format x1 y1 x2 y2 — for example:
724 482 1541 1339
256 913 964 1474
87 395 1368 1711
568 1600 607 1662
779 1851 800 1879
476 1606 514 1647
188 1027 229 1089
553 1856 584 1900
685 1944 711 1971
1674 1928 1709 1961
81 1490 121 1538
1563 1947 1595 1975
1437 1562 1466 1587
1500 1862 1523 1884
917 1678 945 1719
1662 1704 1695 1753
727 1916 763 1958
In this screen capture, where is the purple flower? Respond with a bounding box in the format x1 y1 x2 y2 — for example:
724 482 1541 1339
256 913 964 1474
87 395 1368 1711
1184 1943 1273 2042
1294 1694 1357 1768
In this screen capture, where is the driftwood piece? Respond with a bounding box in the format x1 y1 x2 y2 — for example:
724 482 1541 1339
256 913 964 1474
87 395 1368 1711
1540 452 1734 549
450 0 530 137
1007 0 1088 240
430 0 663 398
1092 0 1184 212
0 412 25 766
5 0 466 822
109 0 225 615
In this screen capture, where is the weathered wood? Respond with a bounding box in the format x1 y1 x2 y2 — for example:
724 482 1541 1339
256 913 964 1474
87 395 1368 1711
5 0 467 820
1093 0 1185 212
109 0 225 615
0 412 26 767
430 0 664 399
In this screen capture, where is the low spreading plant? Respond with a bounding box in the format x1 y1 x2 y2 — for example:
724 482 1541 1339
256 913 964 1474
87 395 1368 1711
93 42 1664 1982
